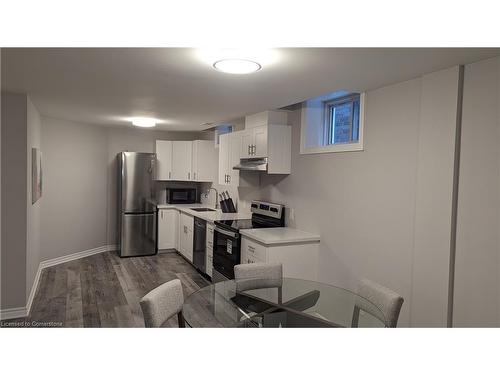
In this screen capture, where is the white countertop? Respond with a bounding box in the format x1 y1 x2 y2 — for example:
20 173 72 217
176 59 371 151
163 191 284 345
240 227 321 246
156 203 251 223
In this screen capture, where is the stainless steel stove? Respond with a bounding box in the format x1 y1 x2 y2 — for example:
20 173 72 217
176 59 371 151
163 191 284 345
212 200 285 281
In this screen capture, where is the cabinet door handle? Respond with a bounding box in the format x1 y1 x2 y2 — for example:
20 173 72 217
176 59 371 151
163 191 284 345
248 145 251 155
193 172 196 180
228 175 231 183
248 245 255 253
252 145 256 155
168 171 171 179
188 172 190 180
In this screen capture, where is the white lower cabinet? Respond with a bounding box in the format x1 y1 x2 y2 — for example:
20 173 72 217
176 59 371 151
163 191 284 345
179 212 194 262
206 223 214 278
157 208 179 250
240 237 319 281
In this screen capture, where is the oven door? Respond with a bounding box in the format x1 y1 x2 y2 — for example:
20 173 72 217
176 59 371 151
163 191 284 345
213 226 240 280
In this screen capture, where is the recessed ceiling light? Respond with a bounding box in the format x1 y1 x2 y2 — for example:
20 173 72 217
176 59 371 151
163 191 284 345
131 117 156 128
213 59 262 74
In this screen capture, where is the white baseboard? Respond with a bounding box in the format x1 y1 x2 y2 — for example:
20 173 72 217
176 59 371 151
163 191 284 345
25 264 43 316
0 306 28 321
40 245 113 269
1 244 116 320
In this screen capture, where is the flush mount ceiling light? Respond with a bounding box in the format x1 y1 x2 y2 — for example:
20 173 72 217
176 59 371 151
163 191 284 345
213 59 262 74
131 117 157 128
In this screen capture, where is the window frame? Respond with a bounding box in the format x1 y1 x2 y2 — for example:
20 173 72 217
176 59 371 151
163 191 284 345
300 92 365 155
323 93 360 145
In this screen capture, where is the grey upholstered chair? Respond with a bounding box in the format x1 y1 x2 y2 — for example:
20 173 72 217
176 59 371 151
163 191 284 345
234 262 283 302
139 279 185 328
351 278 404 328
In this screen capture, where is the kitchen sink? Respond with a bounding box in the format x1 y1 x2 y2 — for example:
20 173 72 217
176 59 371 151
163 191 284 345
190 207 216 212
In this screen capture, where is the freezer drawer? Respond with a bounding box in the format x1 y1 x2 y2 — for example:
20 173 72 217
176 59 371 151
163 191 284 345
120 213 157 257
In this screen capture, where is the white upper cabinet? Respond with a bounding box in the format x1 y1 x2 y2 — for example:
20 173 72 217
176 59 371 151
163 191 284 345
192 140 217 182
240 125 268 158
156 139 217 182
239 110 292 174
229 133 242 185
240 129 254 158
244 110 288 129
155 140 173 180
219 132 250 186
218 133 230 185
171 141 193 181
253 126 268 158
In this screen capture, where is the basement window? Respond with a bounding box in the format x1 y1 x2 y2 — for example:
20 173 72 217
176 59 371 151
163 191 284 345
300 91 365 154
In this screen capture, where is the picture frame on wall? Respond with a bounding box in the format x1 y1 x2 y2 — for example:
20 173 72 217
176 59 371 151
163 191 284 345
32 147 43 204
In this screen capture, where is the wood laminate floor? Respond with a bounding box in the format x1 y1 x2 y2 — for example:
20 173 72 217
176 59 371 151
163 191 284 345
1 251 210 328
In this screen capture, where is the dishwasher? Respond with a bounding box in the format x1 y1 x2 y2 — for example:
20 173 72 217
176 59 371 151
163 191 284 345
193 217 207 273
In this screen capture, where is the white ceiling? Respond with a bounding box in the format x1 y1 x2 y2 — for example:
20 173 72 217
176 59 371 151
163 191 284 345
2 48 499 131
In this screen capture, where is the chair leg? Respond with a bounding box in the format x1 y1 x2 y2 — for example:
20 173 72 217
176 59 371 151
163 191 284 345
177 311 186 328
351 306 360 328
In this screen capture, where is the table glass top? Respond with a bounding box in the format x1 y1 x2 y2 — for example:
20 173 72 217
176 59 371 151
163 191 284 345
183 278 386 328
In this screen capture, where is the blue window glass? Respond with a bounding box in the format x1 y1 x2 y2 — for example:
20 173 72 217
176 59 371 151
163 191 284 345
325 94 360 145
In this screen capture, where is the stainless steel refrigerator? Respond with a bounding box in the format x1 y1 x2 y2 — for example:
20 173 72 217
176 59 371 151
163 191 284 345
117 152 157 257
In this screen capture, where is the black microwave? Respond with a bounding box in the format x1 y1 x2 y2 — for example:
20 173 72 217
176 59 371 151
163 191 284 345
165 188 197 204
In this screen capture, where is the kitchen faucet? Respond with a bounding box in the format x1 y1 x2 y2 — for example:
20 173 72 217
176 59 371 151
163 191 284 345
204 187 220 210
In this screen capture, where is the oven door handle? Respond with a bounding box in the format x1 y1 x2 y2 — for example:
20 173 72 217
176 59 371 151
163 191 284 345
214 226 239 239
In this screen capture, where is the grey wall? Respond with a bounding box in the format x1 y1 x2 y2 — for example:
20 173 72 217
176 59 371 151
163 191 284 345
40 117 108 261
26 96 42 301
453 56 500 327
410 66 460 327
39 116 211 261
1 92 27 309
236 67 461 327
239 79 423 326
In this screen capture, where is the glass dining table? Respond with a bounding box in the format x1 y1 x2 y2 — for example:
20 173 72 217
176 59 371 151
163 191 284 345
183 278 386 328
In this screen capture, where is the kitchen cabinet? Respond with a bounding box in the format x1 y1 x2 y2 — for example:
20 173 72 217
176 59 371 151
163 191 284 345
218 132 244 186
192 140 217 182
239 124 291 174
156 140 217 182
240 125 268 158
179 212 194 262
155 140 173 180
240 110 292 174
245 110 288 129
171 141 193 181
157 208 178 250
240 236 319 281
206 223 214 278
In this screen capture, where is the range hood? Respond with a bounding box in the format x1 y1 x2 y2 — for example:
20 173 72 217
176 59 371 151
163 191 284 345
233 157 268 172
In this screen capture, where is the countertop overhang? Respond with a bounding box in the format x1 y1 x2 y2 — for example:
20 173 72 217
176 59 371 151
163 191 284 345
240 227 321 246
